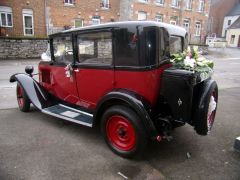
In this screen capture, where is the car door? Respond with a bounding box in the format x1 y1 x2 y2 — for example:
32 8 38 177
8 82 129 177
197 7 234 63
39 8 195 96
44 34 79 104
74 31 114 110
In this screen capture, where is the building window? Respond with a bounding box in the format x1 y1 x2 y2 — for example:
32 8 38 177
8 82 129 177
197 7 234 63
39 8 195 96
186 0 192 10
138 11 147 20
170 20 177 25
92 16 100 25
22 9 34 36
198 0 205 12
172 0 179 7
195 22 201 36
0 6 13 27
228 20 231 26
183 19 190 32
156 0 164 5
74 19 83 28
155 14 163 22
230 35 235 44
139 0 148 3
101 0 110 9
64 0 74 5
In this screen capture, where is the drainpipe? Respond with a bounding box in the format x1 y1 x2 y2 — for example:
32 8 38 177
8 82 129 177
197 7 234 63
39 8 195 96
44 0 49 35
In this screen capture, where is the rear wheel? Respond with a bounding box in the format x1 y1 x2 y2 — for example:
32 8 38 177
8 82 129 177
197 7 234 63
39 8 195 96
195 82 218 135
101 105 147 158
16 83 30 112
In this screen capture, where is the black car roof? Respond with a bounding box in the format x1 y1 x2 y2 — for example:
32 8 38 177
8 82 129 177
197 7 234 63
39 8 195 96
50 21 187 37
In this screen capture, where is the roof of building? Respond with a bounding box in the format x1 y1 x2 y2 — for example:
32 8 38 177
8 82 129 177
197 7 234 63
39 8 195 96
50 21 187 38
226 3 240 16
228 16 240 29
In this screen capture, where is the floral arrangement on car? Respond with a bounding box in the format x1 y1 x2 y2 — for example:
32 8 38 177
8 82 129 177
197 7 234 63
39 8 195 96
171 46 214 81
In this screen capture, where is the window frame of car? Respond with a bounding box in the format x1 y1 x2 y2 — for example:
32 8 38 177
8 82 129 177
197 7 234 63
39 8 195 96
49 33 75 66
73 28 114 70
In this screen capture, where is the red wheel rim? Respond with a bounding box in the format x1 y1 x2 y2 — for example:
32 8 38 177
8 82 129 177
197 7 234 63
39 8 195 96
106 115 136 151
17 85 24 108
207 90 217 133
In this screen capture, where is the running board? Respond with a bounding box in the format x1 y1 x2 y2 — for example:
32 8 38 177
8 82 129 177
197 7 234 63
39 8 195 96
42 104 93 127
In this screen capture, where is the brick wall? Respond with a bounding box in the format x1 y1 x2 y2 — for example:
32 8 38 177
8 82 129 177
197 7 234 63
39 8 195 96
0 0 46 37
0 37 48 59
46 0 120 34
130 0 210 43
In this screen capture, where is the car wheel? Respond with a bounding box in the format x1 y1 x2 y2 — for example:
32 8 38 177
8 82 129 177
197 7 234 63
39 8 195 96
101 105 148 158
195 82 218 135
16 83 30 112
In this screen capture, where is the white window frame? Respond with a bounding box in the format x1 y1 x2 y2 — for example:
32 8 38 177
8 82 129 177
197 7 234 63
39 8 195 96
230 35 235 44
170 20 177 25
64 0 74 6
198 0 205 12
92 16 101 25
138 11 147 21
183 19 190 32
195 21 201 36
101 0 110 9
186 0 192 10
0 6 13 27
155 14 163 22
155 0 164 5
138 0 148 3
74 19 84 28
228 20 231 26
171 0 179 8
22 9 34 36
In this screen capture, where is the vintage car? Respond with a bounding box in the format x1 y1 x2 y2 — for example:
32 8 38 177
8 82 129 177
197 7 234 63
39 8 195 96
10 21 218 158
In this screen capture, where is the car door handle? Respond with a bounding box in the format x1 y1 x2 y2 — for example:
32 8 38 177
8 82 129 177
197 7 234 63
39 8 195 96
74 69 79 72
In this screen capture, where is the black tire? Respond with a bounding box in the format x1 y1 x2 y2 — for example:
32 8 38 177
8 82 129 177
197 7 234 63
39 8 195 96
16 83 30 112
194 81 218 135
101 105 148 158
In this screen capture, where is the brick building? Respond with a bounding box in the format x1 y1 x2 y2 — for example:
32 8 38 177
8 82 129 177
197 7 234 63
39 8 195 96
0 0 46 37
120 0 210 43
1 0 210 43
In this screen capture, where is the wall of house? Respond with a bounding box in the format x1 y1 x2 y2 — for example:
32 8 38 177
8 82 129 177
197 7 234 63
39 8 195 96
226 28 240 47
0 0 46 37
0 37 48 59
46 0 120 34
222 15 240 37
129 0 210 44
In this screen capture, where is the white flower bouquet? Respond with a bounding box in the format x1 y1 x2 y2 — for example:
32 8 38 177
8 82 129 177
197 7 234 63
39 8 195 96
171 46 214 81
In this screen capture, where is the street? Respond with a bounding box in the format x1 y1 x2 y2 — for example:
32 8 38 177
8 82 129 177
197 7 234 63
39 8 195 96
0 48 240 180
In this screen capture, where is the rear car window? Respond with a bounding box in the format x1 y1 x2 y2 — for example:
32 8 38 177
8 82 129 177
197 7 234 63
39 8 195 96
115 28 139 67
77 31 112 66
170 36 183 54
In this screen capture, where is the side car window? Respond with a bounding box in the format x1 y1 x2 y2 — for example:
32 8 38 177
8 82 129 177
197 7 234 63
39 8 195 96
169 36 183 54
77 32 112 65
53 36 73 64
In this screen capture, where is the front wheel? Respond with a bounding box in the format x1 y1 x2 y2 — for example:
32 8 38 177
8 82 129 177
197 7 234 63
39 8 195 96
16 83 30 112
101 105 148 158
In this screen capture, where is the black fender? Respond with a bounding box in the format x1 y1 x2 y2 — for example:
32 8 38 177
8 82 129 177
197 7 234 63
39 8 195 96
10 73 53 110
94 89 158 139
193 79 218 135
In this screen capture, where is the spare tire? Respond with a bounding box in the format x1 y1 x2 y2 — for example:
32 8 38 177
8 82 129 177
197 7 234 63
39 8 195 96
194 80 218 135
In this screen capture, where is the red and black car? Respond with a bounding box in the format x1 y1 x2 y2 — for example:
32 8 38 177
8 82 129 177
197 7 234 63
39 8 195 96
10 21 218 158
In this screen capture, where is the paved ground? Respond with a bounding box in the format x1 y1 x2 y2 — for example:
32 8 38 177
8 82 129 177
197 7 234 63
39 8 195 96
0 48 240 180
